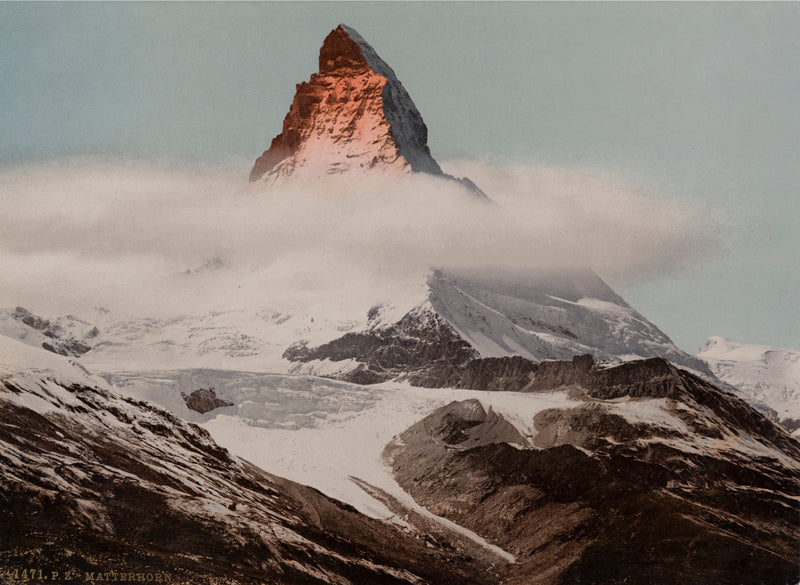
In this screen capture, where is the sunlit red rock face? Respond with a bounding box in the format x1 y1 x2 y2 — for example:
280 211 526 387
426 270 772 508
250 24 443 183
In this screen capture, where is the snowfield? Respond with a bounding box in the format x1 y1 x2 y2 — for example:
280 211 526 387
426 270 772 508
697 336 800 432
103 367 577 562
4 267 712 382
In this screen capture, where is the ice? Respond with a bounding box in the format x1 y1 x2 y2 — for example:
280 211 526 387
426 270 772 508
697 336 800 426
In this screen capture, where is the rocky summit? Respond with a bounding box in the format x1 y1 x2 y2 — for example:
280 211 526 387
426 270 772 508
250 24 440 182
250 25 487 197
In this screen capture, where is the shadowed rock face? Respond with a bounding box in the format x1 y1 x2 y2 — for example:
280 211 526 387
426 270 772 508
531 355 797 451
458 356 540 392
417 399 529 449
387 359 800 585
284 306 479 386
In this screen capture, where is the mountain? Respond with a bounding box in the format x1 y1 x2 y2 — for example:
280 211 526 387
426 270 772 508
3 22 800 585
0 25 722 405
249 24 487 198
284 268 719 386
2 268 717 393
697 336 800 434
0 335 503 585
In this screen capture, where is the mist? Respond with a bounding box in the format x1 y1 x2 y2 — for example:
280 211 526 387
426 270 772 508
0 158 716 319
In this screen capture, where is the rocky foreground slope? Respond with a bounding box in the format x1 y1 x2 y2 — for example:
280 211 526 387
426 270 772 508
2 339 798 584
387 355 800 584
0 337 500 585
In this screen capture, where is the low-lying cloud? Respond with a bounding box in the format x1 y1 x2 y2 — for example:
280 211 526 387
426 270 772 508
0 158 716 318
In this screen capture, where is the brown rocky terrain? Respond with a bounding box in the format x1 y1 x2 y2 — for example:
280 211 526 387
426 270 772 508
387 357 800 585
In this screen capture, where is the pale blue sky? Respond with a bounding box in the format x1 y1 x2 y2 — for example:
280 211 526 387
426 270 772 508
1 2 798 351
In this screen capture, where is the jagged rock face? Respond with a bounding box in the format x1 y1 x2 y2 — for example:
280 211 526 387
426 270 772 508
181 387 233 414
458 356 539 392
250 24 442 183
409 398 530 450
530 355 796 449
387 358 800 585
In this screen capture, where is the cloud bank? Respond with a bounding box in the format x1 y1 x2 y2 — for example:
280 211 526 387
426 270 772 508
0 158 716 318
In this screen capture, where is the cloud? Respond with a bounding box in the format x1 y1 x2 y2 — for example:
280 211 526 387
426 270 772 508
0 158 717 318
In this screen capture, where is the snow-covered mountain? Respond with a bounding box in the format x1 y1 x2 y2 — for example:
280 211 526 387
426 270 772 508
0 306 99 357
284 268 718 385
697 336 800 433
0 24 715 395
4 22 799 584
2 267 714 388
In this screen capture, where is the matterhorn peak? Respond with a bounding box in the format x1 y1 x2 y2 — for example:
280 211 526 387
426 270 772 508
250 25 486 197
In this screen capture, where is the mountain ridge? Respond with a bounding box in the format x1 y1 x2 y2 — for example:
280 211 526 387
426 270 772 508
387 357 800 584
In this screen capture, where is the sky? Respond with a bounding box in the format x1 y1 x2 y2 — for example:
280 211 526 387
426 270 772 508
1 2 798 353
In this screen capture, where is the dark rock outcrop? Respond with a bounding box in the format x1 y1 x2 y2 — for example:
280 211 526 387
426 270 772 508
284 307 478 386
458 356 539 392
417 399 529 449
530 355 798 452
181 387 234 414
